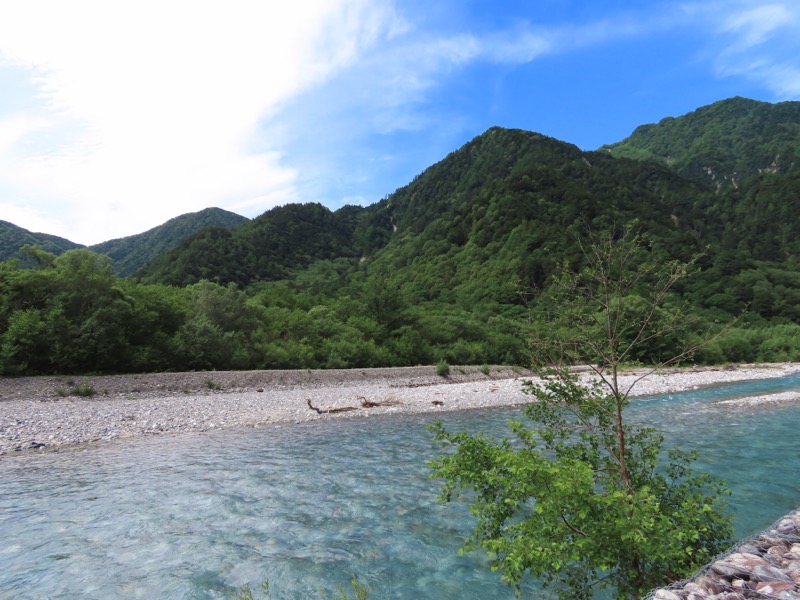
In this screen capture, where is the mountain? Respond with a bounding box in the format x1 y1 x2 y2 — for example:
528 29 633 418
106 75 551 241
0 220 83 263
137 203 363 286
90 207 248 277
603 97 800 262
137 97 800 335
353 127 712 306
5 96 800 376
140 127 713 299
601 97 800 189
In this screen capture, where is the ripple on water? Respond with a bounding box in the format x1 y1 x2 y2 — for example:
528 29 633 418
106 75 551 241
2 376 800 599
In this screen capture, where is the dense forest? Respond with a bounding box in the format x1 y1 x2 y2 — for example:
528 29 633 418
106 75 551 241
2 97 800 376
0 207 248 275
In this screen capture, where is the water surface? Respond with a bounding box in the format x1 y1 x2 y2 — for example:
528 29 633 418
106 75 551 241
2 374 800 599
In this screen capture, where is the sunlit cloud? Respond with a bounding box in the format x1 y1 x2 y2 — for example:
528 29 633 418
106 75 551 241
0 0 402 244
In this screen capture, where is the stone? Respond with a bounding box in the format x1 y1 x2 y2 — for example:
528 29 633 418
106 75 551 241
752 564 794 583
653 590 682 600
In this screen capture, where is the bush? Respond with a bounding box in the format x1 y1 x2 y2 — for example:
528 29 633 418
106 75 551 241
435 360 450 377
70 384 96 397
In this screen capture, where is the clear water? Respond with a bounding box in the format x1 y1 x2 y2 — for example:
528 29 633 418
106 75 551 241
2 374 800 599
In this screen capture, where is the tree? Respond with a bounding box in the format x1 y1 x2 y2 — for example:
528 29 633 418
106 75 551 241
428 230 733 599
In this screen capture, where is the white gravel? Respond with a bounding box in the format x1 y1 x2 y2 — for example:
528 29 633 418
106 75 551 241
2 363 799 456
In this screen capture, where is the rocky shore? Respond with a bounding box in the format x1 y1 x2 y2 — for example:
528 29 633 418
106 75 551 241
1 363 799 456
649 510 800 600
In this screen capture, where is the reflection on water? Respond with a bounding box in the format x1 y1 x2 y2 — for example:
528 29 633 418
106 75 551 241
2 374 800 599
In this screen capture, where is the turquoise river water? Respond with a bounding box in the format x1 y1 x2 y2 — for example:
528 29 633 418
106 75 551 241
2 374 800 599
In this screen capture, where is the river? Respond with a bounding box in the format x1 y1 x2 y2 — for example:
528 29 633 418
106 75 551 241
2 374 800 599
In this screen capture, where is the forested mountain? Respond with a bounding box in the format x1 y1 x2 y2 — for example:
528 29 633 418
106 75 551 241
357 127 710 307
137 203 364 286
139 128 711 295
89 207 249 276
0 207 248 276
2 96 800 376
602 97 800 189
0 221 82 263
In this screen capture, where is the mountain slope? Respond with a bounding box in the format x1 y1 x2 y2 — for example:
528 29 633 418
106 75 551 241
139 126 715 302
137 203 364 286
359 127 712 307
90 207 248 276
602 97 800 189
0 220 83 263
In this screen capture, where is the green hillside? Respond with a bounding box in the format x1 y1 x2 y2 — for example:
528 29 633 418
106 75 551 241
602 97 800 189
360 127 709 308
137 203 363 286
0 220 83 263
90 207 248 276
3 96 800 375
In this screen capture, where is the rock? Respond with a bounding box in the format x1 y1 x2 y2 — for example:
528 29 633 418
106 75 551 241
752 564 794 583
684 582 709 596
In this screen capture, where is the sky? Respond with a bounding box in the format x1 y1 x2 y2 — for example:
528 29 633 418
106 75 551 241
1 0 799 245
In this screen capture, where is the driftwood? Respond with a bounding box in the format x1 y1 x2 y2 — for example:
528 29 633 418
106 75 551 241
306 399 359 414
358 396 402 408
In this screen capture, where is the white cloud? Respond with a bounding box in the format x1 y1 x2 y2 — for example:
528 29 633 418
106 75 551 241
0 0 402 244
720 3 794 50
702 1 800 98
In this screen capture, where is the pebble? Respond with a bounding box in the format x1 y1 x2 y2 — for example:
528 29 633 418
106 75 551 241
1 364 799 456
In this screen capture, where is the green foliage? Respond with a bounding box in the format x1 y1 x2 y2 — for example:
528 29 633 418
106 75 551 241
0 221 82 263
204 379 222 390
435 360 450 377
429 232 733 599
429 373 732 599
70 383 96 397
603 97 800 189
89 207 248 277
139 203 366 287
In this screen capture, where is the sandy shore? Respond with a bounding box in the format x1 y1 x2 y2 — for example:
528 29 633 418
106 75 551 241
2 363 799 456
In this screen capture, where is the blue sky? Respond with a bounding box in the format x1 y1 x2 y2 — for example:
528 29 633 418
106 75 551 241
0 0 799 245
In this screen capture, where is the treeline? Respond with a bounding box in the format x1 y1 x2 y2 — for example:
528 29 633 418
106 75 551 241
3 243 800 376
0 248 528 375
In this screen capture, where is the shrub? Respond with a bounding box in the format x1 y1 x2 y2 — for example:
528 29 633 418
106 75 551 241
435 360 450 377
70 384 96 397
204 379 222 390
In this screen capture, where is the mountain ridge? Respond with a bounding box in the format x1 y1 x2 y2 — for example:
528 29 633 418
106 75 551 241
3 95 800 286
601 96 800 189
3 95 800 375
89 207 249 276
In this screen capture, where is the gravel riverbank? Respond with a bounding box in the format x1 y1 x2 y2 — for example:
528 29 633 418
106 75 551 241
2 363 799 456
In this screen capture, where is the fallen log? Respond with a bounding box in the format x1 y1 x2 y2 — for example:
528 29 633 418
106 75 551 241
306 399 359 414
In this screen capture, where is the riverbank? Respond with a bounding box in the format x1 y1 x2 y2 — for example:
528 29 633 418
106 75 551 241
2 363 799 456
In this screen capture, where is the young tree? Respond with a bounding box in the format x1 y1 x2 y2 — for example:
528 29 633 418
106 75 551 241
429 231 733 599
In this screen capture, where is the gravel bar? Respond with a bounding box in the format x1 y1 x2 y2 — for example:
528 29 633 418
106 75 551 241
2 363 799 456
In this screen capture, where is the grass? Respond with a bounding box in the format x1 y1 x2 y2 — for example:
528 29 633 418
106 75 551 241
70 384 96 397
205 379 222 390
